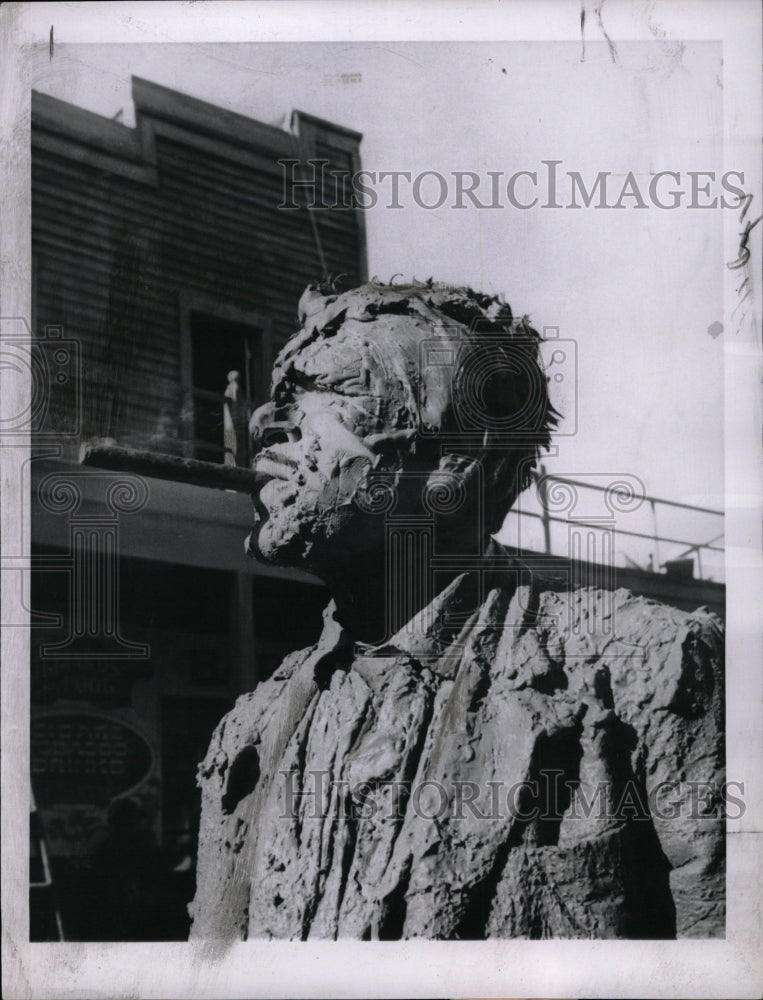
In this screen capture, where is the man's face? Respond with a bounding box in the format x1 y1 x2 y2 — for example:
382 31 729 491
243 284 545 579
245 300 474 573
247 380 391 567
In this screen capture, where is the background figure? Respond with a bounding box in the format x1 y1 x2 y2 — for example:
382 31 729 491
88 797 181 941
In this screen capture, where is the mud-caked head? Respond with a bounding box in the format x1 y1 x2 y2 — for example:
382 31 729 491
247 280 557 577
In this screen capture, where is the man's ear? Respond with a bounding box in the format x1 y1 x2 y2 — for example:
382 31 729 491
434 452 482 480
422 453 481 518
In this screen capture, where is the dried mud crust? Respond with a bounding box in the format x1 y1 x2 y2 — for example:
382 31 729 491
190 584 724 941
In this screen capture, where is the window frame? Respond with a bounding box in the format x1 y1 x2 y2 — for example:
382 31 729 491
177 290 273 462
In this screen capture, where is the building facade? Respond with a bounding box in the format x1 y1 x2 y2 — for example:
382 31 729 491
29 78 365 939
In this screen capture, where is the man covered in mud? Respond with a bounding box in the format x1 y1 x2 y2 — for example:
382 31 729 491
190 281 724 940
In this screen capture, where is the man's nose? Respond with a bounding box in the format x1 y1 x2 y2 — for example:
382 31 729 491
249 401 300 452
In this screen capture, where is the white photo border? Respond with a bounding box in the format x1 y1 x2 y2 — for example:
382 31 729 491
2 2 761 998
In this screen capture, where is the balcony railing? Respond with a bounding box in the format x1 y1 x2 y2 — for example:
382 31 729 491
45 363 257 469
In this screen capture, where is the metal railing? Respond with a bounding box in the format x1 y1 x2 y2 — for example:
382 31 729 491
506 466 724 583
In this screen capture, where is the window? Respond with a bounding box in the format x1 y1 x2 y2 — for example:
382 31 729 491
178 294 272 466
189 312 261 464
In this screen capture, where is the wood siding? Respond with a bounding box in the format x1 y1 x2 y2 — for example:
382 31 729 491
31 78 365 449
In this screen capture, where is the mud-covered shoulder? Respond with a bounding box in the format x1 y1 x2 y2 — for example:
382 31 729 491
196 643 316 791
528 586 724 724
189 642 319 940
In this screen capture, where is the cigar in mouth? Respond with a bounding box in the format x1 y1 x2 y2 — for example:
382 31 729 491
79 439 271 493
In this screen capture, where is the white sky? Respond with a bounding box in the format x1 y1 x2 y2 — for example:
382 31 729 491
31 38 727 571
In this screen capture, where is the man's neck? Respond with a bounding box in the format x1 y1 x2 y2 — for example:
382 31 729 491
316 560 391 646
315 557 477 648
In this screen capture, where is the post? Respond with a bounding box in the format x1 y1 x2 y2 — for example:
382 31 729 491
650 499 660 571
230 572 257 693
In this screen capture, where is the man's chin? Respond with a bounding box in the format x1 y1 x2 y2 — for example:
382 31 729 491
244 520 309 567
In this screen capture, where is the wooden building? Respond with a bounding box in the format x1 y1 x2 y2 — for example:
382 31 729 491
29 77 365 939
